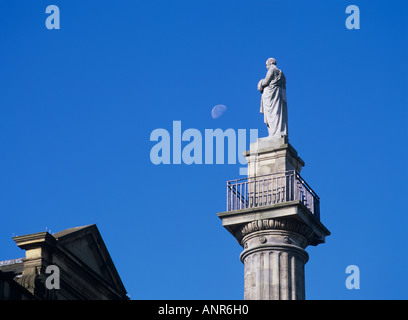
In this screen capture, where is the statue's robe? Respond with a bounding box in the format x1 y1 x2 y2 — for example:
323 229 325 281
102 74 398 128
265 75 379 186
258 65 288 138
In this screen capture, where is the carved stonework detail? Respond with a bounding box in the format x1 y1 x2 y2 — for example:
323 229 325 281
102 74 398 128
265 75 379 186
259 236 267 244
17 270 46 297
239 218 314 243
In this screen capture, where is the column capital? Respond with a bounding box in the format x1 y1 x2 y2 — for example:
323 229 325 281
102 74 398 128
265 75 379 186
239 218 315 246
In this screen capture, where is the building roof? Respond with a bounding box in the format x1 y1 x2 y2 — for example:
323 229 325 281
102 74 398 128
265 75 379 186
1 224 128 300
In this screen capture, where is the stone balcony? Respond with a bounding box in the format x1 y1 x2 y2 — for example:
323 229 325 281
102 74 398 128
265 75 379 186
226 170 320 219
219 170 329 246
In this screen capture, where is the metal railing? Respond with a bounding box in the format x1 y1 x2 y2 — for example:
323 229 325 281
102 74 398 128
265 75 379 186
226 170 320 220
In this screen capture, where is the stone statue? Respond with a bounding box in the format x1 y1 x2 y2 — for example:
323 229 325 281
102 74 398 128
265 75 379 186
257 58 288 138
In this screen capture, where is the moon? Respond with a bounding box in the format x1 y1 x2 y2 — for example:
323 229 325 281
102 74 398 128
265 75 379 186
211 104 227 119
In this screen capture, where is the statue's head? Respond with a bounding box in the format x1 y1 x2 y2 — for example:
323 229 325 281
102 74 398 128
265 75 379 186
266 58 276 69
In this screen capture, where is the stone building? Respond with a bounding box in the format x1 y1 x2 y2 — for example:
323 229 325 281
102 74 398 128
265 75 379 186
0 224 128 300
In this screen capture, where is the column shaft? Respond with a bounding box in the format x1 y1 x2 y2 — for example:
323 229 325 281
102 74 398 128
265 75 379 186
240 230 308 300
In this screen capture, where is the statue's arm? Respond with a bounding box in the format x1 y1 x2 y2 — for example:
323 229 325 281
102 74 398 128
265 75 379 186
257 79 264 91
261 69 274 87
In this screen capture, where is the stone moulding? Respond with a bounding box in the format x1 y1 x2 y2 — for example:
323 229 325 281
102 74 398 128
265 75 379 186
238 218 315 245
239 240 310 265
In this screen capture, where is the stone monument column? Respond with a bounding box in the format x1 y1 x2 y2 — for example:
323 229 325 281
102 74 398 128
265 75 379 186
217 59 330 300
218 137 330 300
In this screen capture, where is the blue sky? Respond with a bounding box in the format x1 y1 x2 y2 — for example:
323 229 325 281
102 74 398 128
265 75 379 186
0 0 407 299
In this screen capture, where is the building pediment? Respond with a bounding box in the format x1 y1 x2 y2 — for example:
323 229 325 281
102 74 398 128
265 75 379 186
9 224 128 300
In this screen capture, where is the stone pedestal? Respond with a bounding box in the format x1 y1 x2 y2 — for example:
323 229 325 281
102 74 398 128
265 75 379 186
244 136 304 176
217 137 330 300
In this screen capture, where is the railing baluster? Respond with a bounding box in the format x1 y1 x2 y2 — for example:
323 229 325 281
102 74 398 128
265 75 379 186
229 182 232 211
279 176 282 203
257 180 259 207
227 182 229 211
244 181 247 208
237 183 239 210
239 183 242 209
252 179 256 208
237 182 239 210
236 183 238 210
280 176 282 203
286 174 292 201
274 175 277 204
